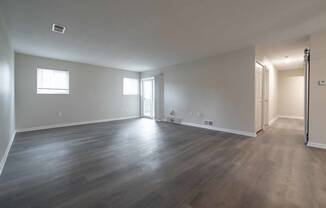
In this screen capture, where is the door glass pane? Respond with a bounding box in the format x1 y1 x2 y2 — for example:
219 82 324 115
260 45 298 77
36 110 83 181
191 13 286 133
143 80 153 117
144 81 152 99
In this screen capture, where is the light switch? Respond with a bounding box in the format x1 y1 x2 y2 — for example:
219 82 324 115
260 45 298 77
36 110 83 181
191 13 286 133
318 81 326 86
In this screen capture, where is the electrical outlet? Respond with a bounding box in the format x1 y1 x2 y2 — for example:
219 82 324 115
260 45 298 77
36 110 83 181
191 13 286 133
318 80 326 86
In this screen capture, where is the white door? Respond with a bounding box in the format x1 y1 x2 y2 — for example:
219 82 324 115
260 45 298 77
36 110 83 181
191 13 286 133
142 78 155 118
255 64 264 132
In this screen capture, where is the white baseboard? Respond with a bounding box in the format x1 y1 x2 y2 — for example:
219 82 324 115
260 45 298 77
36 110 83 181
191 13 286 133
269 116 279 126
0 131 16 176
307 142 326 150
181 122 257 137
16 116 140 133
278 115 304 120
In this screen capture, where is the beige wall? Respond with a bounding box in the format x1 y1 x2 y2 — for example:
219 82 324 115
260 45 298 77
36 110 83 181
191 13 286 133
309 30 326 145
0 12 15 173
15 53 140 130
266 62 279 123
278 69 304 118
142 47 256 135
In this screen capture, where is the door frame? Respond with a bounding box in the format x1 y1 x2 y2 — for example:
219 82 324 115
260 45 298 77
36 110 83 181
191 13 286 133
141 77 155 119
255 61 269 132
304 48 310 144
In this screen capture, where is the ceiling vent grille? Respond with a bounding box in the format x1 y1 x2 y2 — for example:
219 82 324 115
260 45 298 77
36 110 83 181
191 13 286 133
52 24 66 34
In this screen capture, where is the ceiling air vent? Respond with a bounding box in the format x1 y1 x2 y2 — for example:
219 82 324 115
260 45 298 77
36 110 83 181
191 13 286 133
52 24 66 34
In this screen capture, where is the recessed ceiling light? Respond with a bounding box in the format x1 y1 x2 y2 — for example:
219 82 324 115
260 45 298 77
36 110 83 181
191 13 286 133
52 24 66 34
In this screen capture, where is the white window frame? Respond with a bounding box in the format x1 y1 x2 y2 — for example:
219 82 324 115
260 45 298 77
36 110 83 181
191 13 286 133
37 68 70 95
123 78 139 95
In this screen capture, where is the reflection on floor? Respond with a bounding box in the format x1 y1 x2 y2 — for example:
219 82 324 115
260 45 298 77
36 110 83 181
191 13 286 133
0 118 325 208
271 117 304 131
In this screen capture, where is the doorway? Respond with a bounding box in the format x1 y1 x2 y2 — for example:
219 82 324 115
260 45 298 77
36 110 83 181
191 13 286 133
256 39 309 144
141 77 155 119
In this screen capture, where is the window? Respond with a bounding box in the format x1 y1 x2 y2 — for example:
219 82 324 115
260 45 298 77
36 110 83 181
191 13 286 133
123 78 139 95
37 68 69 94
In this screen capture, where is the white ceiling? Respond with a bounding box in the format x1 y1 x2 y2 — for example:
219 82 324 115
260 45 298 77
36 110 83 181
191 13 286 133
256 37 309 70
0 0 326 72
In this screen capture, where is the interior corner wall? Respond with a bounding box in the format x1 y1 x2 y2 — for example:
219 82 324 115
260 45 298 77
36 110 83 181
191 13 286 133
142 46 256 134
277 69 304 118
0 12 15 173
268 63 278 123
309 30 326 145
154 74 164 121
15 53 140 130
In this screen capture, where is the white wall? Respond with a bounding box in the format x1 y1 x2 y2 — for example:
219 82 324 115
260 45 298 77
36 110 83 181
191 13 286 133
0 12 15 174
15 53 140 130
265 62 279 124
142 47 256 135
309 30 326 146
278 69 304 118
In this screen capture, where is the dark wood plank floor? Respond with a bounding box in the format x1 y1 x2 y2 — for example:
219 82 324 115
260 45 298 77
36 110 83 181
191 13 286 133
1 118 326 208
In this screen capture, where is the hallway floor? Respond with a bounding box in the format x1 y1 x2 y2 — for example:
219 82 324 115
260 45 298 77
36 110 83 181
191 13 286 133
271 117 304 131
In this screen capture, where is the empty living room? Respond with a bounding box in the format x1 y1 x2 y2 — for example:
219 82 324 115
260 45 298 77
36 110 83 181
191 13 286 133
1 1 326 207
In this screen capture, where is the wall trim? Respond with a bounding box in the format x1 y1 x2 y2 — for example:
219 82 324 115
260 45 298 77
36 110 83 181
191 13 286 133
16 116 140 133
278 115 304 120
180 122 257 137
0 131 16 176
269 116 279 126
307 142 326 150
